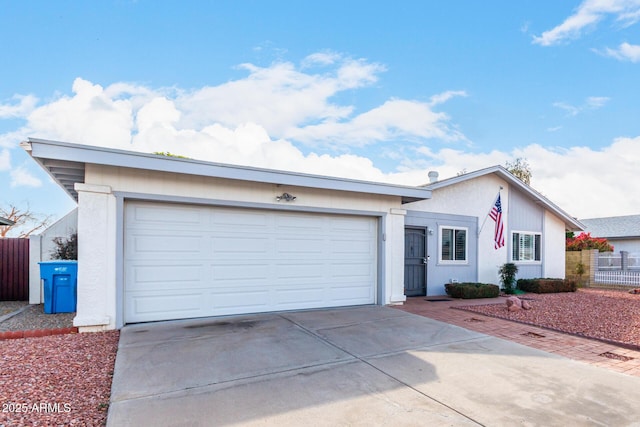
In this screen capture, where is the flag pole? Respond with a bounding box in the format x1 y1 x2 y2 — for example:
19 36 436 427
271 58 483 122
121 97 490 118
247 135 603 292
478 187 503 236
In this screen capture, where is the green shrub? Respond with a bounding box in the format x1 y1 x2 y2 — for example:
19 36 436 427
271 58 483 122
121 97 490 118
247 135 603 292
444 282 500 299
498 262 518 294
516 278 577 293
51 233 77 260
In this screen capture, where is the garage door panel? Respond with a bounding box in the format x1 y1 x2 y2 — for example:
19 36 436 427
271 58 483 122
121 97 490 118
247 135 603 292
212 210 269 228
128 204 205 227
330 238 375 257
130 234 205 255
128 264 205 288
209 289 270 310
329 262 375 279
212 236 271 254
126 291 204 321
275 213 324 227
124 201 377 323
211 262 271 282
275 238 325 255
330 284 374 302
273 287 324 306
274 262 325 279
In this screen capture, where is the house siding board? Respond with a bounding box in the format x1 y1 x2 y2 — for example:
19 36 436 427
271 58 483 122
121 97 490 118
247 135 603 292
406 211 477 295
508 190 543 232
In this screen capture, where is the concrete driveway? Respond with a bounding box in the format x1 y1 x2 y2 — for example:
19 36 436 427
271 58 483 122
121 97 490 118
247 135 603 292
107 306 640 426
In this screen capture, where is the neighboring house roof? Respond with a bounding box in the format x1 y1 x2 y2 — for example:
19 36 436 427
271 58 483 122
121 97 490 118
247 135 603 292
0 216 15 226
579 214 640 239
422 165 584 231
21 138 431 204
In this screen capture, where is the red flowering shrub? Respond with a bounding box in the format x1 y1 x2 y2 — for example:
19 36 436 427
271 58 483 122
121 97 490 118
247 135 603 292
566 232 614 252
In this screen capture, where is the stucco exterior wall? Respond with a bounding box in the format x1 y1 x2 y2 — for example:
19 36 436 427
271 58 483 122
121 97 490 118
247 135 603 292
407 174 508 285
29 208 78 304
407 173 571 285
543 210 567 278
77 165 407 330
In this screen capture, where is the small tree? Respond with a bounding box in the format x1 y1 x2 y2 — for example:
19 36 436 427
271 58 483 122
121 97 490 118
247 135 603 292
505 158 532 185
499 262 518 294
51 233 78 260
574 262 586 288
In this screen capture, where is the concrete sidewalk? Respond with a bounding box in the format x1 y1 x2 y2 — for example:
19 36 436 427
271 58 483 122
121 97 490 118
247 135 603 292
107 306 640 426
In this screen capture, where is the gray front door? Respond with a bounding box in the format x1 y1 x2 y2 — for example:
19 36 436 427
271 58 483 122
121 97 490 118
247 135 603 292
404 227 427 297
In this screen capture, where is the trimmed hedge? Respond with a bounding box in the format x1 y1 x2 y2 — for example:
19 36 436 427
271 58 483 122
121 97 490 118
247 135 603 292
444 282 500 299
516 278 577 294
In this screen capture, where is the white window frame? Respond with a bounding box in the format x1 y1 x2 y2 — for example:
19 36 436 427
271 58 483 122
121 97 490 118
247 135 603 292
438 225 468 264
511 231 542 263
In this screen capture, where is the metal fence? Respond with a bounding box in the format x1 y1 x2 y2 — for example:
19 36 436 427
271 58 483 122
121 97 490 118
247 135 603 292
594 270 640 286
0 238 30 300
595 251 640 287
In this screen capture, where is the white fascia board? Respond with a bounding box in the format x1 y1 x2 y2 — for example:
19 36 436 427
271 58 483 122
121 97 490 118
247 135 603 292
425 165 584 231
23 138 431 203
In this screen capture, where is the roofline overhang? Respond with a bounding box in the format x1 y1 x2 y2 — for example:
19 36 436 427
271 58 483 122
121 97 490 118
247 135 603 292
21 138 431 204
0 217 15 226
424 165 585 231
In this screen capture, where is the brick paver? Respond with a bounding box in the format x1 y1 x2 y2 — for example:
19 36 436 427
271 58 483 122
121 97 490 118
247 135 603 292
393 296 640 378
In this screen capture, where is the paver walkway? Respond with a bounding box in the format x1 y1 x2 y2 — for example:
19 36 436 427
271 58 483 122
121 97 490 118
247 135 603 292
394 296 640 378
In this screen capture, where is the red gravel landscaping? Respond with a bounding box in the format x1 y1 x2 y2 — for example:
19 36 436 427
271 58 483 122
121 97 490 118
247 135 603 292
0 330 119 427
455 288 640 349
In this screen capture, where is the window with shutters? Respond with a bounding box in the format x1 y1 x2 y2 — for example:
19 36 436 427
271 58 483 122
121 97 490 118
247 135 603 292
512 232 541 262
439 226 468 264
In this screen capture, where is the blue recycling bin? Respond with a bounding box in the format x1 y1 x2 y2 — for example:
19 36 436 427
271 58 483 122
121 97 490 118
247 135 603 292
39 261 78 314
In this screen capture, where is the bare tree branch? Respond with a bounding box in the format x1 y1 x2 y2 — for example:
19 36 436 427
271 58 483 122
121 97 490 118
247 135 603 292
0 203 52 238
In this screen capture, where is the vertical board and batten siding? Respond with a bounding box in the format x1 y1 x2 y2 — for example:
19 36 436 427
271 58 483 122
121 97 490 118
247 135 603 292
508 190 543 278
0 238 29 300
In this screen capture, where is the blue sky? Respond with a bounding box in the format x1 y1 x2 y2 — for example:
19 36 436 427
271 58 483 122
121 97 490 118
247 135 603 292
1 0 639 235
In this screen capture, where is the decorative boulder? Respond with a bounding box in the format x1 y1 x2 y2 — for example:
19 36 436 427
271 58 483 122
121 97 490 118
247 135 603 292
629 288 640 295
522 300 532 310
506 296 522 311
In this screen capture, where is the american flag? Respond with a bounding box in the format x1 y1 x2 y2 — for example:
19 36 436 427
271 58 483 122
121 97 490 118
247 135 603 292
489 193 505 249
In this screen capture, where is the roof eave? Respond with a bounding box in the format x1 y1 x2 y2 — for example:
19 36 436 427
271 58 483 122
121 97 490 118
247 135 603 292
22 138 431 204
425 165 584 231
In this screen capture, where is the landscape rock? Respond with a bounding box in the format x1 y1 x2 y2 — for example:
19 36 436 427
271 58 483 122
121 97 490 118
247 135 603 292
522 300 532 310
629 288 640 295
506 296 522 312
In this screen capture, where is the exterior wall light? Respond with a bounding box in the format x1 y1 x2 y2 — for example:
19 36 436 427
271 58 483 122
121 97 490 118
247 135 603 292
276 192 296 202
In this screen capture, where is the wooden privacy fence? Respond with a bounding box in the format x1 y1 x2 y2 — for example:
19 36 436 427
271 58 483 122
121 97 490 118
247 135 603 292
0 238 29 300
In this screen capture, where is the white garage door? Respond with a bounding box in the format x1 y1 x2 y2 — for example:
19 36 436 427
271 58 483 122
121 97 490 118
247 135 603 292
124 201 378 323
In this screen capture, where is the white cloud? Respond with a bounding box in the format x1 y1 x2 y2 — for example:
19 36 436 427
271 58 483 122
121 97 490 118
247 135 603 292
599 41 640 61
520 138 640 218
0 149 10 170
1 54 637 219
553 102 581 117
10 165 42 188
26 78 135 150
428 90 468 107
533 0 640 46
0 95 38 118
553 96 610 116
586 96 611 108
284 98 466 147
301 51 342 67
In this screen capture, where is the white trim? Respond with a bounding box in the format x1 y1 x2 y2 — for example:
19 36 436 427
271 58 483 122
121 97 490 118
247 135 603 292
24 138 431 204
511 230 542 263
424 165 584 231
438 225 469 265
